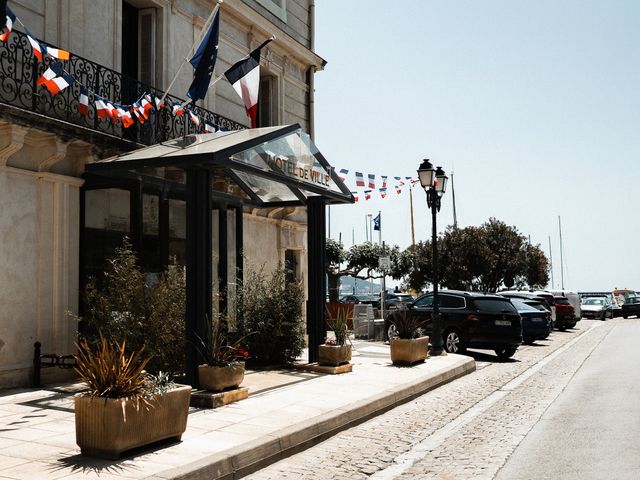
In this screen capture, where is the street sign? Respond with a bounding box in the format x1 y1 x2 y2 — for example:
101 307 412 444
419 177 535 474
379 256 391 271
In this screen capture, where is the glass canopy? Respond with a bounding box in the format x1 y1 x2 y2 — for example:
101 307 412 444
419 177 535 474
87 124 353 207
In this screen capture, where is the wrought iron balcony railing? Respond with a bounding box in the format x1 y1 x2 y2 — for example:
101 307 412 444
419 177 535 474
0 29 246 146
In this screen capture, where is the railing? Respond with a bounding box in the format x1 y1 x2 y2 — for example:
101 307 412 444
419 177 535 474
0 29 246 146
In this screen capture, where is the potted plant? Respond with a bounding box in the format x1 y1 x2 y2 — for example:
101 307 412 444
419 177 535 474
196 317 251 392
388 308 429 365
73 333 191 459
318 306 352 367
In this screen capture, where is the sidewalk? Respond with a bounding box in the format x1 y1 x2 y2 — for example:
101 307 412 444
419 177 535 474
0 341 475 480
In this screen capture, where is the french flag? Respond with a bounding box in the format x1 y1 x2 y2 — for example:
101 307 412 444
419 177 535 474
78 86 89 115
1 6 16 43
338 168 349 182
116 105 134 128
205 122 216 133
380 187 387 199
364 190 371 201
355 172 365 187
381 175 388 188
131 106 145 124
36 66 59 87
26 30 43 62
188 110 201 127
95 96 110 119
172 103 184 117
352 192 359 202
141 96 153 114
224 37 273 128
43 44 70 60
396 186 402 194
154 96 166 110
368 174 375 189
134 101 148 120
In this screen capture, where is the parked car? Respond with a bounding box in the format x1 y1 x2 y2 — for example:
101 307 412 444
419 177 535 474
338 294 379 306
509 298 552 344
520 299 554 336
553 296 577 330
548 289 582 319
385 290 523 359
621 296 640 318
379 292 415 310
499 291 557 327
581 297 614 320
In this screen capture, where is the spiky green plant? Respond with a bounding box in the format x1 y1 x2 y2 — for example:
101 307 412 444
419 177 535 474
74 332 150 399
325 305 351 346
390 308 426 340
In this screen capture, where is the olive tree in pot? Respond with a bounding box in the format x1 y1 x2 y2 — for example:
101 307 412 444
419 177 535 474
388 309 429 365
73 333 191 459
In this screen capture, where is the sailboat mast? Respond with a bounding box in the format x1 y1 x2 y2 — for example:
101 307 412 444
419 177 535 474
409 187 416 249
558 216 564 290
451 171 458 228
548 235 554 289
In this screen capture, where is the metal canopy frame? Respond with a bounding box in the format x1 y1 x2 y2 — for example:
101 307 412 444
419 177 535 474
84 124 351 385
86 124 354 208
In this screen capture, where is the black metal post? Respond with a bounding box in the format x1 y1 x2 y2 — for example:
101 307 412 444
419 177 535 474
185 168 212 387
429 188 444 356
307 197 326 364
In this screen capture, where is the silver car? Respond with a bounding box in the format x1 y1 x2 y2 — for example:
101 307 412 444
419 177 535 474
581 297 614 320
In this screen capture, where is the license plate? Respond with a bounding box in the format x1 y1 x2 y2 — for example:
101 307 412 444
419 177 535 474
532 318 543 323
495 320 511 326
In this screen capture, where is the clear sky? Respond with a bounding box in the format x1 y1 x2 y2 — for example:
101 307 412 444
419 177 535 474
313 0 640 292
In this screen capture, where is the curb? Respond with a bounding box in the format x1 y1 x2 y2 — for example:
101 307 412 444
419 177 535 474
153 355 476 480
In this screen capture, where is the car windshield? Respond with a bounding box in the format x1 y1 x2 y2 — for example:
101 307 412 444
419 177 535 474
626 297 639 304
583 298 604 305
474 298 518 314
554 297 571 305
511 299 541 313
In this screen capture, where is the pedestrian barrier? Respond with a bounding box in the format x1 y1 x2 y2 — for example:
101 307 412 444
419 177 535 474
32 341 76 387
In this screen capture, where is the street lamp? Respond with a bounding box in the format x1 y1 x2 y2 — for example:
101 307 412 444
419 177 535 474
418 159 448 356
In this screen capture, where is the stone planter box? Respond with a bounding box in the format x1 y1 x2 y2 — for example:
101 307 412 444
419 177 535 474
75 384 192 459
318 344 352 367
390 336 430 365
198 362 245 392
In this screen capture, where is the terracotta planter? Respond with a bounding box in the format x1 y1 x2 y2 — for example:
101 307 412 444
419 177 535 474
390 336 430 365
75 384 191 459
198 362 245 392
318 344 352 366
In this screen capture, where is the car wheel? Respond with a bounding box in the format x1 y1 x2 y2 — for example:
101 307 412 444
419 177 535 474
444 328 466 354
523 337 534 345
495 347 517 359
559 324 566 331
623 315 628 319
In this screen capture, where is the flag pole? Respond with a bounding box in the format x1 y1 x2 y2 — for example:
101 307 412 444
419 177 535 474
161 0 223 102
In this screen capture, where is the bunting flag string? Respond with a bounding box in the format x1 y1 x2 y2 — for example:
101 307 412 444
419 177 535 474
2 7 231 134
331 168 422 201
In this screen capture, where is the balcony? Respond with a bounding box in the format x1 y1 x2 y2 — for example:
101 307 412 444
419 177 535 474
0 30 246 151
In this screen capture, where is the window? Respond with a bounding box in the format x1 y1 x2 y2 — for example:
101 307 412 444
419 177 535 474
256 0 287 22
474 299 518 314
258 75 278 127
440 295 466 309
121 2 157 87
415 295 433 308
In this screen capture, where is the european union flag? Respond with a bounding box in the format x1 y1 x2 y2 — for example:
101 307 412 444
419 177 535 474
373 213 381 231
187 10 219 102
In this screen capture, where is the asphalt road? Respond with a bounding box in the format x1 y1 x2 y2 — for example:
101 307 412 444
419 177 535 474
495 319 640 479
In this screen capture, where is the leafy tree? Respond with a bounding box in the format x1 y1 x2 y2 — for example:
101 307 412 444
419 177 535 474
397 218 550 293
326 238 348 303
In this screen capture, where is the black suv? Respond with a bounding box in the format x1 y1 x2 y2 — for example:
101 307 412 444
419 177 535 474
386 290 523 359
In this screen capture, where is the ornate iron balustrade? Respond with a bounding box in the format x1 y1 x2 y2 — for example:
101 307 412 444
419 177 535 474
0 29 246 146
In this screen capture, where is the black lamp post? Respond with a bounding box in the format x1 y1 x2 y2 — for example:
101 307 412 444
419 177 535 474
417 159 448 356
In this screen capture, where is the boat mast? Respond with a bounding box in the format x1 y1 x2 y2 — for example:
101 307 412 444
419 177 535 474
548 235 554 289
558 216 564 290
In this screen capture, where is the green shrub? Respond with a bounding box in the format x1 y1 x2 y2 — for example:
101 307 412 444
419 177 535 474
238 265 305 365
80 238 185 375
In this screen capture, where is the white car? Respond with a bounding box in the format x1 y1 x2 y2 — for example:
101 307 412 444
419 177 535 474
581 297 614 320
